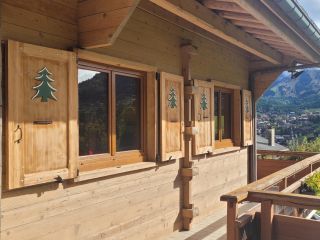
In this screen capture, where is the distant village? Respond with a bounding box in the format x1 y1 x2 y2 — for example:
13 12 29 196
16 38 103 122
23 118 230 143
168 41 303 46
257 110 320 147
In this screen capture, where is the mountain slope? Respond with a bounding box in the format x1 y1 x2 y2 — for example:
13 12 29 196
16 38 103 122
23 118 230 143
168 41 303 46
257 68 320 113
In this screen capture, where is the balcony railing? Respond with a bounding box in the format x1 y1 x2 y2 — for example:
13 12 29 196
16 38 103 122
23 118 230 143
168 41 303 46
257 150 318 179
221 152 320 240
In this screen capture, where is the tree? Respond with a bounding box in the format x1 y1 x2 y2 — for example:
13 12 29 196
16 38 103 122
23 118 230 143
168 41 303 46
200 93 208 110
289 136 320 152
168 87 177 108
32 67 57 102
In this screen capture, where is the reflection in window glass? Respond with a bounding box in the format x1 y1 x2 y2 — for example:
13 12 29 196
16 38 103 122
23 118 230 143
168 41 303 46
78 69 108 156
214 92 219 140
116 74 141 151
221 92 232 139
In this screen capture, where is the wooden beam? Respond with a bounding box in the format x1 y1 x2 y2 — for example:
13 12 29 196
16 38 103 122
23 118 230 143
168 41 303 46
218 12 259 23
221 153 320 203
78 0 141 48
232 20 269 30
273 214 320 240
0 1 3 233
202 0 247 14
251 34 286 43
261 0 320 57
76 49 157 72
243 27 277 37
227 201 238 240
261 200 274 240
230 0 320 62
248 190 320 210
150 0 283 64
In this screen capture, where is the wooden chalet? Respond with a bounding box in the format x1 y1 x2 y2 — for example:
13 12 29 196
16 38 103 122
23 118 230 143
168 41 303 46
1 0 320 239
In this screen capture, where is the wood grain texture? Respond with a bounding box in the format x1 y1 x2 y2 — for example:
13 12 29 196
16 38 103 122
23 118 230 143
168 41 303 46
160 72 185 161
78 0 141 48
242 89 253 146
6 40 78 189
1 0 77 49
273 214 320 240
191 149 248 224
257 159 296 180
193 80 215 155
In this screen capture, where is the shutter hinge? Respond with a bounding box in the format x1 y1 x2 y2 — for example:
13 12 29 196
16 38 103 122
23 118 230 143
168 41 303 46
156 72 160 81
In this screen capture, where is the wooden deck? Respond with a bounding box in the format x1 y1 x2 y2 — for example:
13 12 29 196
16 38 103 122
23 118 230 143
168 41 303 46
167 203 257 240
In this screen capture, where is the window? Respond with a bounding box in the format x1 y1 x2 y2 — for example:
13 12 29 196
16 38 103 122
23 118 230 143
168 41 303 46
78 63 145 171
214 88 234 148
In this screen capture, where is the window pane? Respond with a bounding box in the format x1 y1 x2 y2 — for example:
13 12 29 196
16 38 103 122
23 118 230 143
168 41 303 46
214 92 219 140
221 92 232 139
78 69 108 156
116 74 141 151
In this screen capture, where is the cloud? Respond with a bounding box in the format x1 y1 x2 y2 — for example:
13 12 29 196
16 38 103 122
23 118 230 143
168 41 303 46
298 0 320 28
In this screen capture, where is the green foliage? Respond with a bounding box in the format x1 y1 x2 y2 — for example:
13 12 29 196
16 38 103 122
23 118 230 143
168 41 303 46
304 172 320 196
289 137 320 152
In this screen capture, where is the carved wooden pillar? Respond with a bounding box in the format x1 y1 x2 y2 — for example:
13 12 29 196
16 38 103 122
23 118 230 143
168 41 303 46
181 43 198 230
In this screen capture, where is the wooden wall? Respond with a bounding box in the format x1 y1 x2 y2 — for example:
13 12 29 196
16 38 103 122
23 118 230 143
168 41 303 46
192 149 248 223
95 8 250 88
1 161 182 240
0 1 250 239
1 0 77 49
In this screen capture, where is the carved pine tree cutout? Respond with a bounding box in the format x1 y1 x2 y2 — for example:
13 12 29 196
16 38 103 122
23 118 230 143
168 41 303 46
168 86 178 109
200 93 208 110
32 67 57 102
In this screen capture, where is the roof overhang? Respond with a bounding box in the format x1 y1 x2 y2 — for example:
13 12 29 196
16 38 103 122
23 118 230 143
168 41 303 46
202 0 320 64
143 0 320 66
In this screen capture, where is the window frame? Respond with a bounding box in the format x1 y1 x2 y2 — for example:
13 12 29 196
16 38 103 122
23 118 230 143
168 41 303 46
214 87 234 149
78 61 147 171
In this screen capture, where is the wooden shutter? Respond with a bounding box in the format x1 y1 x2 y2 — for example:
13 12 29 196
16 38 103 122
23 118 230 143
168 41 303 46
233 90 242 146
6 40 78 189
160 72 184 161
193 80 214 155
242 90 253 146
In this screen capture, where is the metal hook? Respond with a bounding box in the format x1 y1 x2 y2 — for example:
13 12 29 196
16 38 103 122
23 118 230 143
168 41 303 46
14 125 22 143
55 175 63 183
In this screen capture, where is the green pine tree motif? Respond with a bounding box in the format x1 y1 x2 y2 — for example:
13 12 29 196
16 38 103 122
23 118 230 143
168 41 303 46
168 86 178 109
200 93 208 110
32 67 57 102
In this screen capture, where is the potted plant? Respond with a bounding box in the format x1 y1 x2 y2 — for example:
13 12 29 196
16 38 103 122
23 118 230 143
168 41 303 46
300 171 320 196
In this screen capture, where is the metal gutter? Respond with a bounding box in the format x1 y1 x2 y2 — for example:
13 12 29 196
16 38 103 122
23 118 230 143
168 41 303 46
274 0 320 49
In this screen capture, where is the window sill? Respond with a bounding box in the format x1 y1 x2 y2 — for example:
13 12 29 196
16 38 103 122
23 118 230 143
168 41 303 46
74 162 157 182
210 146 242 156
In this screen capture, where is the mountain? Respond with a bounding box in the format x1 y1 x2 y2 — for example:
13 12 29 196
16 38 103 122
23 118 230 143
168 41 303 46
257 68 320 113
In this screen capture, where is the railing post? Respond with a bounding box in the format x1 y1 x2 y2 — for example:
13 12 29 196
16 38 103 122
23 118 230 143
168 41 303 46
261 200 274 240
227 201 238 240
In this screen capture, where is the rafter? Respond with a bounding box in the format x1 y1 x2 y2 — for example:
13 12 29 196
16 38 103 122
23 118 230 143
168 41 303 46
150 0 283 64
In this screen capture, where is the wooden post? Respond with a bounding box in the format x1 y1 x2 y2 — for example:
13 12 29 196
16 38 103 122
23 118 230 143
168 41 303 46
261 200 274 240
181 43 197 230
0 2 3 236
249 74 257 182
227 201 238 240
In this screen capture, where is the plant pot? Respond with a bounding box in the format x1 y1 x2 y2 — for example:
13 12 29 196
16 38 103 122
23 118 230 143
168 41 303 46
300 183 316 195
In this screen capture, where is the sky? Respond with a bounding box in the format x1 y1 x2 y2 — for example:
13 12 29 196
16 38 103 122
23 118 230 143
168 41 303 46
298 0 320 28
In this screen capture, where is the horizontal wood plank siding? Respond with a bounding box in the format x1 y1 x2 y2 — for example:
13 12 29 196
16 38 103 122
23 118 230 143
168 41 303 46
1 161 181 239
1 2 250 239
1 0 77 49
96 9 250 88
191 149 248 223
